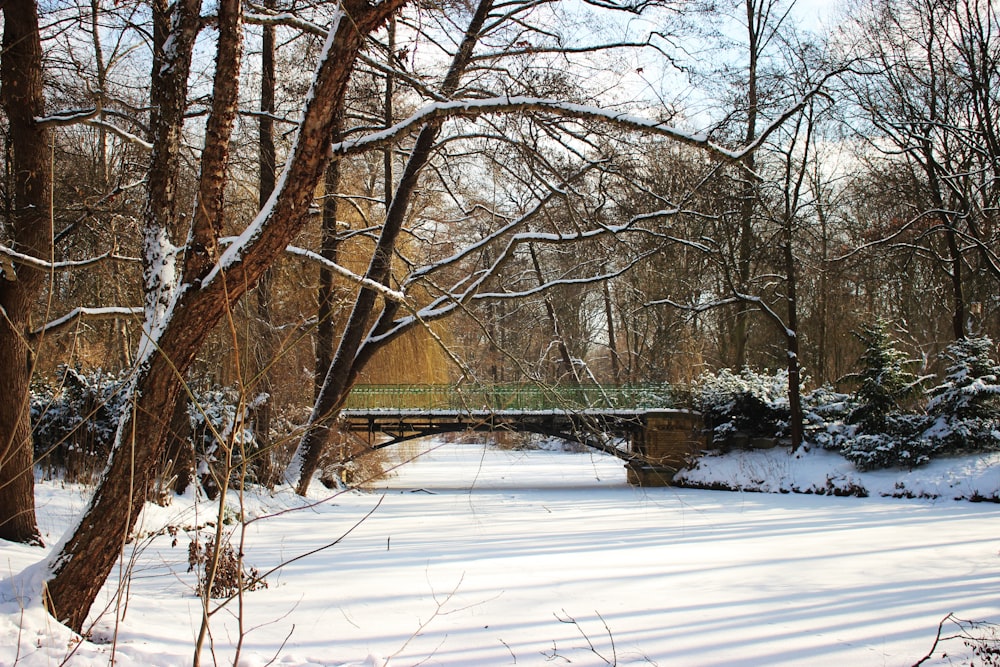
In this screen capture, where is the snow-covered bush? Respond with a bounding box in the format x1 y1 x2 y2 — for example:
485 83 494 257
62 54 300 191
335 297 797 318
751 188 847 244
837 415 937 471
188 387 264 496
801 385 856 451
923 336 1000 453
696 368 790 444
31 365 129 481
811 332 1000 471
31 370 268 491
810 321 936 470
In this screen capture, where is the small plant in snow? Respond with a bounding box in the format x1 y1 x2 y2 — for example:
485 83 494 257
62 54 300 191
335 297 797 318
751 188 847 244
187 534 267 599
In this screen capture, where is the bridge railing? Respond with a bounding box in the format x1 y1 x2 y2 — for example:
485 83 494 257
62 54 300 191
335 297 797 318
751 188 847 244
342 383 680 411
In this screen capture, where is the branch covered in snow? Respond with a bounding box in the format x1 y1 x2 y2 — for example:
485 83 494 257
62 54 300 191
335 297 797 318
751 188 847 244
30 306 143 340
35 109 153 150
332 86 831 166
0 244 139 275
284 245 406 303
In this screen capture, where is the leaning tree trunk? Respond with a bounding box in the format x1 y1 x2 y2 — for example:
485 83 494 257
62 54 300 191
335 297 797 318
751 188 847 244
0 0 51 546
44 0 404 632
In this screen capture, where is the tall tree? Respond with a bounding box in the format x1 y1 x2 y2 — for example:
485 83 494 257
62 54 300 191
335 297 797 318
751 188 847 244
29 0 809 630
292 0 498 494
0 0 50 545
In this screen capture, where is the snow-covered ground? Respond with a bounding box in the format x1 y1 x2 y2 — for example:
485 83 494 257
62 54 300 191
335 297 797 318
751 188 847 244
2 442 999 666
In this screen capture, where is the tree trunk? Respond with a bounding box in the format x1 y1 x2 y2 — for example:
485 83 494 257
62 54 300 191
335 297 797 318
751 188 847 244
603 278 621 382
0 0 51 546
784 223 804 450
316 154 343 402
251 0 278 480
730 0 762 369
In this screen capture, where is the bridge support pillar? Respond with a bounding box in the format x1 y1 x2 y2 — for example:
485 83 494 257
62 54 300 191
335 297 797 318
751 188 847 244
627 411 706 487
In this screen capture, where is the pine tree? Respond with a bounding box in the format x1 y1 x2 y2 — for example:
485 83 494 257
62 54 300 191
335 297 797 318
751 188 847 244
927 337 1000 421
848 320 924 433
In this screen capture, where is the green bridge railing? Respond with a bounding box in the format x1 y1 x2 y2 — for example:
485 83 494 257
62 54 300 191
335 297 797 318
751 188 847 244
342 383 682 411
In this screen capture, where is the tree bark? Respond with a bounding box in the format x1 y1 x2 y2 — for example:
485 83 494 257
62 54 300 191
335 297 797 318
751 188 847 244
0 0 51 546
316 144 343 402
251 0 277 478
730 0 762 370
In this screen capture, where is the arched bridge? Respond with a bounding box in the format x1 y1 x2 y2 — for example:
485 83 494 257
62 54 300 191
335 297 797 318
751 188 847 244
340 384 707 486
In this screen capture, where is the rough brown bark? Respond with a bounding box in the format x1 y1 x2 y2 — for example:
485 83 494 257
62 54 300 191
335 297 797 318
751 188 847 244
0 0 50 546
182 0 242 281
45 0 406 632
315 143 343 402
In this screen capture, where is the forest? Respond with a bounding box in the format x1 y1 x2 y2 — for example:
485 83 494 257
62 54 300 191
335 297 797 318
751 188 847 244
1 0 999 637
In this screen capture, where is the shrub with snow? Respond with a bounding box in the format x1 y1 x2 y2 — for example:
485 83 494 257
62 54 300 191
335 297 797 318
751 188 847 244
188 386 264 496
31 371 266 492
924 336 1000 453
846 320 926 433
696 368 790 445
31 365 130 482
837 415 938 471
801 385 855 451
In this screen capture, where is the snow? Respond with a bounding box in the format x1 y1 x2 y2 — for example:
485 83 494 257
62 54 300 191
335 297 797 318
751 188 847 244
2 442 999 666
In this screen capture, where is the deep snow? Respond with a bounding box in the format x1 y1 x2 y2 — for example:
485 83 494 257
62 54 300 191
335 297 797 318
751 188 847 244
1 442 999 666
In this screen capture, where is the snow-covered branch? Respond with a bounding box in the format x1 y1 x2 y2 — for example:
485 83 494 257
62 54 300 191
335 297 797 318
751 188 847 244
332 86 829 164
30 306 143 340
84 120 153 150
470 37 668 62
284 245 406 303
0 244 139 275
35 109 153 150
210 238 406 303
244 5 327 35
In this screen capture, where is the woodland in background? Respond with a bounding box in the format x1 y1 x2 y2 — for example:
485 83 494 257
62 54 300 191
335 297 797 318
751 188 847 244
1 0 999 636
